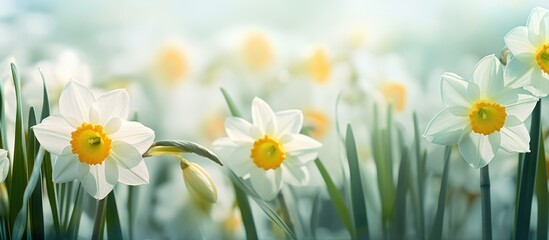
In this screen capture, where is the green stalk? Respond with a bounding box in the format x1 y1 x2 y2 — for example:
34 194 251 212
346 124 369 239
428 146 451 240
535 136 547 240
92 199 106 240
413 112 425 238
480 165 492 240
514 100 541 240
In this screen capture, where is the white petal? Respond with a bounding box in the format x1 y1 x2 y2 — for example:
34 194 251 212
53 147 89 183
504 27 536 59
458 130 500 169
0 149 8 183
220 145 254 177
540 13 549 40
110 120 155 155
33 115 74 155
213 137 240 149
283 134 322 165
250 167 282 201
473 55 504 98
504 58 535 88
80 161 118 200
109 141 148 185
525 70 549 98
496 88 538 122
440 73 479 108
251 97 276 135
528 7 548 35
59 81 95 123
274 110 303 136
225 117 255 142
500 125 530 153
424 107 468 145
93 89 130 125
282 159 309 186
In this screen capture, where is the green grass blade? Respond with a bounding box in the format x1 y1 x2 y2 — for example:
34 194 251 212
220 88 260 239
38 67 50 120
66 184 87 240
514 101 541 240
11 147 45 240
314 158 354 237
536 135 547 240
429 146 452 240
105 192 123 240
27 107 44 239
41 152 60 237
428 146 452 240
480 165 492 240
92 199 106 240
392 147 410 240
8 63 29 235
345 124 369 239
413 112 425 238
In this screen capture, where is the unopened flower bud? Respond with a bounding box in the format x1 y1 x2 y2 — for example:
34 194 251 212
182 162 218 203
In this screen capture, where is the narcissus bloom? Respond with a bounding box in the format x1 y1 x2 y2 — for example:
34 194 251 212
213 97 321 200
33 81 155 199
424 55 538 168
504 7 549 97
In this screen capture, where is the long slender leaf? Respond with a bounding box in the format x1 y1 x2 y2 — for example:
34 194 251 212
127 186 137 240
8 63 29 237
92 199 106 240
412 112 425 238
536 136 547 240
428 146 452 240
11 147 45 240
144 140 222 166
220 88 259 240
514 101 541 240
105 192 123 240
66 185 86 240
314 158 354 237
392 147 410 240
345 124 369 239
27 107 44 239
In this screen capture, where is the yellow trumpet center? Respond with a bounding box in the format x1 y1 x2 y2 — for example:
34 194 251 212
155 44 189 84
241 32 273 71
379 82 407 112
70 123 112 165
250 135 286 170
469 100 507 135
535 43 549 75
307 47 331 84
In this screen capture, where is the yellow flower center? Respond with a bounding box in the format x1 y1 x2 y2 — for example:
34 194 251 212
155 44 189 85
241 32 273 71
70 123 112 165
468 100 507 135
304 110 330 139
307 47 331 84
250 135 286 170
379 82 407 112
535 43 549 75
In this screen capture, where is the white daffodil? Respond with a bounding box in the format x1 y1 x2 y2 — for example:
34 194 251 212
504 7 549 97
33 81 155 199
213 97 322 200
0 149 8 183
424 55 538 168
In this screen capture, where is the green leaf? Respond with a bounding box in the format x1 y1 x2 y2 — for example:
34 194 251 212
42 152 60 237
428 146 452 240
11 147 45 240
27 107 44 239
228 171 296 240
66 184 87 240
220 88 242 117
314 158 354 237
514 101 541 240
127 186 137 240
345 124 369 239
480 165 493 240
232 179 258 240
143 140 222 166
8 63 29 235
92 199 107 240
392 146 410 240
38 67 50 121
536 135 547 240
412 112 425 238
105 192 123 240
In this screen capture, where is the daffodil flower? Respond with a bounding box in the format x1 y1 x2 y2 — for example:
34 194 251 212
33 81 155 199
213 97 321 200
504 7 549 97
424 55 538 168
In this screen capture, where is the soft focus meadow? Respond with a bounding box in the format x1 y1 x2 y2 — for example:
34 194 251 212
1 1 549 239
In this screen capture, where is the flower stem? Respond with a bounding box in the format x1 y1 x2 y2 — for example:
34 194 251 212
480 165 492 240
91 198 106 240
277 192 295 237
